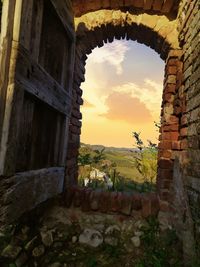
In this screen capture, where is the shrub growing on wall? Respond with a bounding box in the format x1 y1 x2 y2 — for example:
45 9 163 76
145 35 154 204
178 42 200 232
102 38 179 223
132 132 158 186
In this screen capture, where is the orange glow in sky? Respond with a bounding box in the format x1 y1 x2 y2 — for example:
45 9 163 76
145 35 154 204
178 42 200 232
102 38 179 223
81 40 164 148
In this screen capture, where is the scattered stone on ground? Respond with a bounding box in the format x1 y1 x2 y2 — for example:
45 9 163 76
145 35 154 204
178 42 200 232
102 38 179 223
0 205 183 266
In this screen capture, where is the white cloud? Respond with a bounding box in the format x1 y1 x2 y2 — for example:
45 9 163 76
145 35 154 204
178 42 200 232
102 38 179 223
112 79 163 120
89 40 130 75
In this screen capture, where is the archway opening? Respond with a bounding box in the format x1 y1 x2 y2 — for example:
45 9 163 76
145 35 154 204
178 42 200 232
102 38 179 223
66 8 182 205
78 39 164 193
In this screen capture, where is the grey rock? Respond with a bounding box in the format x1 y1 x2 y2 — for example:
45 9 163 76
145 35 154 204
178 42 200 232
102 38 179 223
131 236 141 247
41 230 53 247
79 229 103 247
1 244 22 259
105 225 120 235
158 211 171 231
104 225 120 246
134 231 143 237
32 245 45 257
72 236 77 243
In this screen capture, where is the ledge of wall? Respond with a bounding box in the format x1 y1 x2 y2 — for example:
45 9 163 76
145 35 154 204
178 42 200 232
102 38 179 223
65 186 160 219
0 167 65 225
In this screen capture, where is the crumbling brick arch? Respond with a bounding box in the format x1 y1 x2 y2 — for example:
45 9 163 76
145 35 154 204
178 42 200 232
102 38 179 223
66 9 184 211
72 0 180 19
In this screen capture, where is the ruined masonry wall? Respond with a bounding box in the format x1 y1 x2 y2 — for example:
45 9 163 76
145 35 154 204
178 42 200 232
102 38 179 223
177 0 200 243
65 186 160 219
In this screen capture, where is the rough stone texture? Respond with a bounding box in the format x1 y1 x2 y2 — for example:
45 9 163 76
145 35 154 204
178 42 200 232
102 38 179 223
170 158 195 263
175 0 200 260
79 228 103 247
0 204 183 266
75 10 179 59
72 0 180 17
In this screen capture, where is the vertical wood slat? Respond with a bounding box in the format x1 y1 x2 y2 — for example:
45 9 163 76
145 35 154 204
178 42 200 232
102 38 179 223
1 0 75 175
0 0 25 176
19 0 34 51
29 0 44 61
0 0 16 163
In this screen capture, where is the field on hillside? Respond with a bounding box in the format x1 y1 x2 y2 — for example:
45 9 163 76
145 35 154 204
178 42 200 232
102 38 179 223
103 150 143 183
78 143 157 193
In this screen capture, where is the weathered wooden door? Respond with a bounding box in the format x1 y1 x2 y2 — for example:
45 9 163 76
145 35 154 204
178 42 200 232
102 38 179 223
0 0 75 223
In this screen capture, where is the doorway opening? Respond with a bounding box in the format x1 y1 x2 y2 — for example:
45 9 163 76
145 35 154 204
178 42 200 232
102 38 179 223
78 39 164 193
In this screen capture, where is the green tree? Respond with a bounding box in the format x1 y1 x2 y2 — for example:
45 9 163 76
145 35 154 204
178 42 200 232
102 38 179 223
92 148 106 165
132 132 158 186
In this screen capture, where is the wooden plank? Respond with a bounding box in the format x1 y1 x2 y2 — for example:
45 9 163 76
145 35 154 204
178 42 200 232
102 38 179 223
15 43 72 116
2 167 65 224
0 0 16 160
50 0 75 41
15 93 34 171
19 0 34 50
0 82 24 176
0 0 27 176
29 0 44 61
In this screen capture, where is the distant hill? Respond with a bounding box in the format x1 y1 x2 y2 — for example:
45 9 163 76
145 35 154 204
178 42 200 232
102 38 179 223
80 143 137 153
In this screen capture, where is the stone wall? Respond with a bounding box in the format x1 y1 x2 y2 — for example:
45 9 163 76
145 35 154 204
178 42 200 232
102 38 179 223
177 0 200 250
72 0 180 18
157 49 183 208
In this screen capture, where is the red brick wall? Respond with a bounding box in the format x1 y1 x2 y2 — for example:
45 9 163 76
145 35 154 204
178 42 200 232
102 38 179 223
65 186 160 218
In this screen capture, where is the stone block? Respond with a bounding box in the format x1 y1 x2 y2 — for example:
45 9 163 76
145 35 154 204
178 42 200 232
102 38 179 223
159 149 172 159
167 65 177 75
141 195 151 218
81 188 92 212
99 191 111 213
164 84 176 94
132 193 142 211
180 139 188 150
158 140 172 149
164 93 174 103
90 190 101 211
150 193 159 216
159 200 170 212
158 159 173 169
110 192 120 212
172 141 181 150
158 169 173 180
73 188 84 207
120 193 132 215
180 127 187 137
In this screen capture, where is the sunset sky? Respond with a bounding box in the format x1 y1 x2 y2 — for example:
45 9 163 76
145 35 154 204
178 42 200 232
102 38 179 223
81 40 164 148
